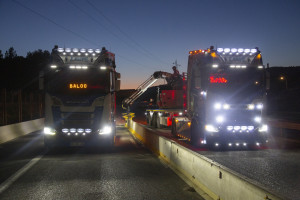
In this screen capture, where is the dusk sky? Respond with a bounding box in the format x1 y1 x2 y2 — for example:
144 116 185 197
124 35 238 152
1 0 300 89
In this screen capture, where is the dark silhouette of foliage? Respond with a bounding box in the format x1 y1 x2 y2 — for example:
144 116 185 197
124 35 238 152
0 47 50 90
0 50 3 60
5 47 17 59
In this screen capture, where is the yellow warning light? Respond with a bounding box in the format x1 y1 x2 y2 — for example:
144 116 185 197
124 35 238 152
175 119 179 123
257 54 262 59
188 122 191 126
189 51 193 55
211 52 217 58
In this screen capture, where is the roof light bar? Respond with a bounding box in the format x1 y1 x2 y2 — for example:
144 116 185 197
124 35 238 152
231 48 237 53
217 48 223 52
224 48 230 53
251 49 257 53
238 48 244 53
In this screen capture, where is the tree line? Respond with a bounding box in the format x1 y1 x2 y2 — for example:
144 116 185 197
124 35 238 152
0 47 50 91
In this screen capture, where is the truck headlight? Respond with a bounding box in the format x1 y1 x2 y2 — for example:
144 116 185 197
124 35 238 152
216 115 225 123
248 104 255 110
259 124 268 132
44 127 56 135
205 125 219 132
254 116 261 123
99 126 112 135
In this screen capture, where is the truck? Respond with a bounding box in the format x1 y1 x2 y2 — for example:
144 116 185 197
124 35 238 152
173 46 268 148
42 45 120 147
125 46 268 148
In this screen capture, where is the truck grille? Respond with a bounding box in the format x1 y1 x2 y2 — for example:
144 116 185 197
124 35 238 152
52 106 103 132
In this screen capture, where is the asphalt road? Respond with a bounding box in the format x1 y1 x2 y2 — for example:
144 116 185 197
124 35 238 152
145 125 300 200
0 126 203 200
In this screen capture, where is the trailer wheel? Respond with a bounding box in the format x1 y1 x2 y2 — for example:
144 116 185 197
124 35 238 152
171 118 177 137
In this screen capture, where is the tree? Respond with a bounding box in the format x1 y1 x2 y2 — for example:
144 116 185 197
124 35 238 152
0 50 3 60
5 47 17 59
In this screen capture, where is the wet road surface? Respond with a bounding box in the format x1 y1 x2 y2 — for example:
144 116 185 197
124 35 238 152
0 126 203 200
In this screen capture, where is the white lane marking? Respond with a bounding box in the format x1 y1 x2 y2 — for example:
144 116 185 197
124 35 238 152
0 154 43 194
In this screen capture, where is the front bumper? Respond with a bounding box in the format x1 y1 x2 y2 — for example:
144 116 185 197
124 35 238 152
44 132 114 147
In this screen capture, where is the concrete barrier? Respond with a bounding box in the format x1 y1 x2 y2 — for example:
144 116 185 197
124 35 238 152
0 119 44 144
126 119 283 200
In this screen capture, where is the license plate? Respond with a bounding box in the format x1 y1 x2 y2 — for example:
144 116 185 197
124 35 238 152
70 142 84 146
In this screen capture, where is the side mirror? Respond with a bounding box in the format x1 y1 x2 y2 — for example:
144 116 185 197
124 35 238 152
115 80 121 92
116 72 121 79
115 72 121 91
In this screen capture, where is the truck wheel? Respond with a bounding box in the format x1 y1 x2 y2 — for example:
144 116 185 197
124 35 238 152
171 118 177 137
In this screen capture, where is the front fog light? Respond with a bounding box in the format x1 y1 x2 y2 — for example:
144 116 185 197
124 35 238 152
44 127 55 135
99 126 112 135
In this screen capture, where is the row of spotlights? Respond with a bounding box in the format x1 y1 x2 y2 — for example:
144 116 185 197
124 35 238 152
62 52 96 56
214 103 230 110
227 126 254 131
248 104 263 110
62 128 92 133
69 65 88 69
217 48 257 53
230 65 247 68
58 48 101 54
216 142 261 147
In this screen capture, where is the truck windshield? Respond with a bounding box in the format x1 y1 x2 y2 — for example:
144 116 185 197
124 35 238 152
206 68 264 104
46 68 110 96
